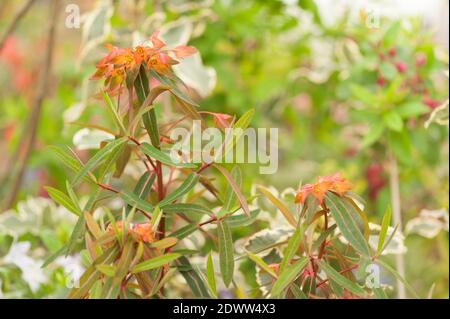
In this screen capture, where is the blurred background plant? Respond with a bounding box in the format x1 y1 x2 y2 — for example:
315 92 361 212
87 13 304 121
0 0 448 298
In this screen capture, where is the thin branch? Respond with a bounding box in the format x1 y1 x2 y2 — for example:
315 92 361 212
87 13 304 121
3 0 60 209
0 0 37 50
389 153 406 299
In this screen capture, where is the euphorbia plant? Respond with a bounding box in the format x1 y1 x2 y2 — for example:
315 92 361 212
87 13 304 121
44 32 414 299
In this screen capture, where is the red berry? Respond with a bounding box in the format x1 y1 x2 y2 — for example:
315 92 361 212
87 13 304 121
376 76 386 86
365 163 386 200
395 62 407 73
415 53 426 67
388 48 396 57
378 52 385 60
422 96 440 109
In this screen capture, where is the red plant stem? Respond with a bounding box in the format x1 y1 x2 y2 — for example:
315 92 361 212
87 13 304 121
197 162 212 174
316 264 359 289
128 136 157 170
97 182 119 194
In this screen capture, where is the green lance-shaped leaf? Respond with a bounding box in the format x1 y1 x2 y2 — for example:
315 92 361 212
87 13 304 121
84 211 103 240
206 252 217 297
214 164 250 217
226 209 260 228
42 244 69 268
120 189 154 212
217 220 234 287
163 203 213 217
140 142 198 168
114 238 135 283
176 256 211 298
279 224 304 272
126 172 155 214
132 253 181 273
150 206 163 232
216 166 242 218
129 85 171 133
72 137 127 186
148 69 199 108
158 172 199 207
101 90 128 135
149 237 178 249
169 224 198 240
290 283 308 299
49 146 96 183
135 66 160 148
271 257 309 297
214 109 255 162
66 187 101 257
69 245 120 299
318 260 366 296
45 187 80 216
246 251 277 278
258 185 297 227
325 192 371 257
377 206 392 256
96 264 116 277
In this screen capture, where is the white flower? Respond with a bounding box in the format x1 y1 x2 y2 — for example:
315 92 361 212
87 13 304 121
3 241 47 292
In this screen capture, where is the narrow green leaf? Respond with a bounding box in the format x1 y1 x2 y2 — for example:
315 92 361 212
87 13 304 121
96 264 116 277
132 253 181 273
226 209 260 228
149 237 178 249
280 224 304 272
102 90 128 135
217 220 234 287
149 69 199 107
246 251 277 278
163 203 213 217
150 206 163 232
49 146 96 183
114 239 135 282
126 172 155 214
120 189 154 212
214 164 250 217
271 257 308 297
140 142 197 168
176 256 211 298
318 260 366 296
72 137 127 186
45 187 80 216
325 192 371 257
258 186 297 227
158 173 199 207
377 206 392 255
169 224 198 240
84 211 103 240
206 252 217 297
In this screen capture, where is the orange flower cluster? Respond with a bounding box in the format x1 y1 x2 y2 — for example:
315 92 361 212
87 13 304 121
90 31 197 95
295 172 351 205
107 221 155 243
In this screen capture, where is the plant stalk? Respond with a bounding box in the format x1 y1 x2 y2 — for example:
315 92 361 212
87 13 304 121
388 153 407 299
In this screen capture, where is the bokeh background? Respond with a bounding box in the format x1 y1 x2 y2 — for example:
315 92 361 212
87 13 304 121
0 0 448 298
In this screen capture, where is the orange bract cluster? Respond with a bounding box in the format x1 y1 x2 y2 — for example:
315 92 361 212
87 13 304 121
295 172 351 205
107 221 155 243
90 31 197 95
